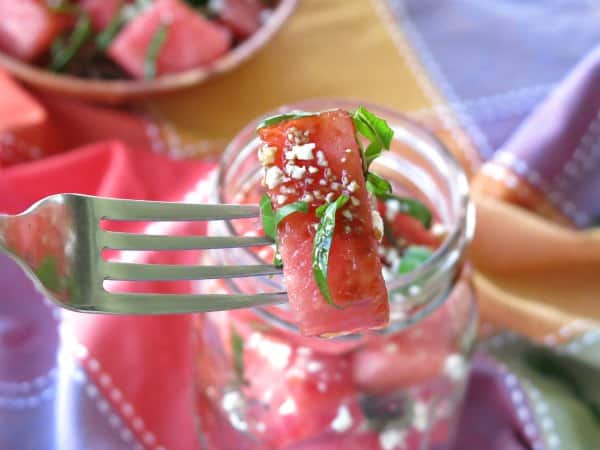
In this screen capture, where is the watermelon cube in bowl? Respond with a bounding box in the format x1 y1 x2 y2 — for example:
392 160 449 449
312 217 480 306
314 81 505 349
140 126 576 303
257 110 389 337
108 0 231 78
0 0 70 62
218 0 264 39
79 0 128 31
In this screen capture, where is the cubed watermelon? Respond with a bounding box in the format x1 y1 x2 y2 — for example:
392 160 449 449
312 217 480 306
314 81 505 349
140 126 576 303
218 0 263 39
108 0 231 78
79 0 126 31
0 0 70 61
258 110 389 337
241 326 364 448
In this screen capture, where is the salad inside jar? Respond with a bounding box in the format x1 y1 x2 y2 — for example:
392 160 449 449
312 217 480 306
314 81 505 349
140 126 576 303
0 0 278 79
195 105 476 450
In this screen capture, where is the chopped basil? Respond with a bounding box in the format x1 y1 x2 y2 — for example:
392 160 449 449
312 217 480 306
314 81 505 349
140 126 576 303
366 172 392 197
352 106 394 171
96 4 127 50
397 246 433 274
256 112 317 131
260 194 277 240
380 193 432 229
312 195 348 307
49 14 92 72
260 195 307 266
230 327 246 385
144 24 169 79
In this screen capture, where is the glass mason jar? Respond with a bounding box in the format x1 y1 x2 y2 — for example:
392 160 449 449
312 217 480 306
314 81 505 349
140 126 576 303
194 100 477 450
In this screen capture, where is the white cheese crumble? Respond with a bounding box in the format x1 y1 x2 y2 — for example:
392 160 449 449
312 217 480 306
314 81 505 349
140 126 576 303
306 361 323 373
319 179 327 186
371 209 384 241
301 193 314 202
443 354 467 381
316 150 328 167
347 181 359 193
276 195 288 205
331 182 341 190
345 148 352 153
342 209 353 220
284 150 297 160
293 143 316 160
325 192 336 202
350 196 360 206
264 166 284 189
278 398 297 416
330 405 353 432
247 333 291 370
412 401 429 431
379 429 407 450
385 198 401 221
306 178 314 184
341 157 347 163
290 165 307 180
258 145 277 165
308 166 319 174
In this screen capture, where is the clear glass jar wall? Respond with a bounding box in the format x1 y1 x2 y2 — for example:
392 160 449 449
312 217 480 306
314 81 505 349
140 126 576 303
194 101 477 450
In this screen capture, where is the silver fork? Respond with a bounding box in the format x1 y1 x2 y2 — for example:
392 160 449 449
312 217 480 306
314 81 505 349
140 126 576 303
0 194 286 314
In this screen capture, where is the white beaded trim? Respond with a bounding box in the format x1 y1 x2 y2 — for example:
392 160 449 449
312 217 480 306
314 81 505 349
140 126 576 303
490 151 590 225
60 324 168 450
0 384 54 410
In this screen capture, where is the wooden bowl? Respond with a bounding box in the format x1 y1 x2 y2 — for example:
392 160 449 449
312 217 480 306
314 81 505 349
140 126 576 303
0 0 297 104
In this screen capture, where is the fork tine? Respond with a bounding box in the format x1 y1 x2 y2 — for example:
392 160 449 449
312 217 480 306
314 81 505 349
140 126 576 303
103 262 282 281
94 292 287 314
92 197 260 221
102 232 272 251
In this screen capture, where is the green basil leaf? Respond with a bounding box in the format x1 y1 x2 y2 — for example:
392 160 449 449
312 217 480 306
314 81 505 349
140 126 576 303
49 14 92 72
96 3 127 50
363 142 383 169
256 112 316 131
397 246 433 274
353 106 393 147
230 326 246 385
380 193 433 229
312 195 348 307
273 243 283 268
144 23 169 79
366 172 392 196
259 194 277 240
275 201 309 225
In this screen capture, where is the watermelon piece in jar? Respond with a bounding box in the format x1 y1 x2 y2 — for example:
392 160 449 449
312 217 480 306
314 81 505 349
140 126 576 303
257 110 389 337
217 0 263 39
107 0 231 78
0 0 70 61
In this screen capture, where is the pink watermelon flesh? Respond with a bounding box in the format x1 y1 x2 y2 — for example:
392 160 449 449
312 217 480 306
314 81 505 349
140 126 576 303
79 0 127 31
0 0 69 61
258 110 389 337
219 0 263 38
108 0 231 78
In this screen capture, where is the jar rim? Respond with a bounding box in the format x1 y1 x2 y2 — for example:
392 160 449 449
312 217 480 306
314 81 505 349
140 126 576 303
216 98 475 335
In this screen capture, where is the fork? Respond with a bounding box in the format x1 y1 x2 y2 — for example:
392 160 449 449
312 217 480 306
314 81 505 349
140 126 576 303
0 194 286 314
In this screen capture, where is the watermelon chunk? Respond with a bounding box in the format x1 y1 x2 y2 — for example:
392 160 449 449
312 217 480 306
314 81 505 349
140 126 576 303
241 326 364 448
218 0 263 39
258 110 389 337
79 0 126 31
0 0 69 61
108 0 231 78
